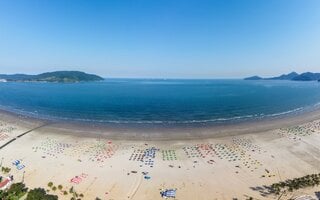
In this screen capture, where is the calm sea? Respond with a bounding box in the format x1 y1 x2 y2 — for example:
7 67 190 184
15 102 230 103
0 79 320 125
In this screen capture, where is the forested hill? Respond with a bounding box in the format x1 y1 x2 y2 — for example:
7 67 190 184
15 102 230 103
0 71 104 83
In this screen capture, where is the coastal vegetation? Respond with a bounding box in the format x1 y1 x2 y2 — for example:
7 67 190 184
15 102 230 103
1 167 11 174
0 183 29 200
269 173 320 195
0 71 104 83
26 188 58 200
0 182 57 200
0 180 95 200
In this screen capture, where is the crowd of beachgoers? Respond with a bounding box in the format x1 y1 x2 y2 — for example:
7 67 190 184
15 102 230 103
1 112 320 199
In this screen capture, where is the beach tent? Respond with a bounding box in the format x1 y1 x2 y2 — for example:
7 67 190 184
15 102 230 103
160 189 177 199
12 160 20 165
0 176 13 190
12 160 25 170
294 195 317 200
293 195 317 200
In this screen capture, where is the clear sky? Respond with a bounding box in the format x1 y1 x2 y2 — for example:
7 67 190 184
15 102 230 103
0 0 320 78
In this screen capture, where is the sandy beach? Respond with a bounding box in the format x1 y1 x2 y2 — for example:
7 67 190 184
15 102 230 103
1 110 320 200
2 0 320 199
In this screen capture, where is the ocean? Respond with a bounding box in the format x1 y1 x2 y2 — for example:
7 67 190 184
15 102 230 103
0 79 320 125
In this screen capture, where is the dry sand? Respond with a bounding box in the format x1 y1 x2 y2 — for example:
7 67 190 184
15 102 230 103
1 110 320 200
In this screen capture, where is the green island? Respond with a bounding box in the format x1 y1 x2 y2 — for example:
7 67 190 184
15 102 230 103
0 71 104 83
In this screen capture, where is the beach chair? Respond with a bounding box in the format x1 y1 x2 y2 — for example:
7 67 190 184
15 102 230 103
80 173 88 178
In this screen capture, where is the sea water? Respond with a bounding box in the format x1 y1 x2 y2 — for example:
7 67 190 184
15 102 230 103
0 79 320 125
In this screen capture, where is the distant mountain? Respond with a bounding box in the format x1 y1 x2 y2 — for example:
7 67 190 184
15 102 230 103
244 76 263 80
0 74 36 81
265 72 299 80
292 72 320 81
0 71 104 83
244 71 320 82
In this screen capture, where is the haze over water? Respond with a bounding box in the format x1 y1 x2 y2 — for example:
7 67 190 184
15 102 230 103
0 79 320 125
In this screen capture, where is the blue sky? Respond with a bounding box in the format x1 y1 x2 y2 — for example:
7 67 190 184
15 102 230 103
0 0 320 78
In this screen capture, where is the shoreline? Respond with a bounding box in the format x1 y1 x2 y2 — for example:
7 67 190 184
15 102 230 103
2 106 320 140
